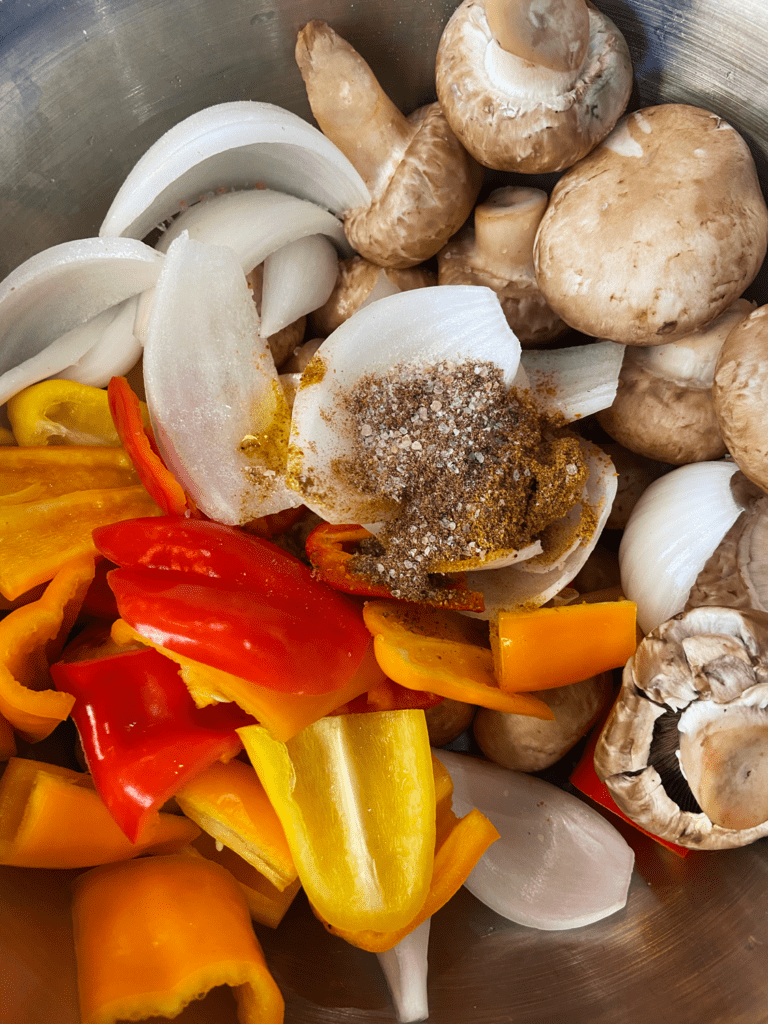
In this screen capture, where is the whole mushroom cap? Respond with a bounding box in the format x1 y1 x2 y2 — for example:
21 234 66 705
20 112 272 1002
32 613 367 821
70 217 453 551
713 303 768 493
596 299 754 464
435 0 632 173
534 105 768 346
595 605 768 849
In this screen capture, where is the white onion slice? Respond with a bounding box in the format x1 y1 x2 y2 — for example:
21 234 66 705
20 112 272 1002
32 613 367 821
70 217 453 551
261 235 338 338
465 440 617 615
57 296 141 387
619 460 742 634
287 286 522 523
156 188 351 268
99 101 371 240
376 919 430 1023
143 233 301 524
0 238 162 403
434 750 635 931
520 341 625 422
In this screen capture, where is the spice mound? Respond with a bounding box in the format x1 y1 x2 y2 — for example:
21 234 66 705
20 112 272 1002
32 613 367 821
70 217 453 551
338 359 588 600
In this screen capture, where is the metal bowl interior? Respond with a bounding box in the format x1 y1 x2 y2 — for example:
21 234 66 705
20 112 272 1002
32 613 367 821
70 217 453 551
1 2 768 1023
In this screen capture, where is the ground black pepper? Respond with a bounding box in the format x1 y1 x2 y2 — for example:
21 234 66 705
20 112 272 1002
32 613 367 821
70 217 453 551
337 358 588 601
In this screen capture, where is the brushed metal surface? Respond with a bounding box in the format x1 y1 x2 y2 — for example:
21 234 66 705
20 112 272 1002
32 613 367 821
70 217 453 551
1 1 767 1022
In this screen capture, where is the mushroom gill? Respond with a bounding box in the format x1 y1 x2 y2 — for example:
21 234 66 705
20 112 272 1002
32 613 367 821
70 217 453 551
594 605 768 849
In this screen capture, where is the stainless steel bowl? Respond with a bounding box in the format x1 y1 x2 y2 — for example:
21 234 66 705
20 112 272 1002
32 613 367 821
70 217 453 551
2 2 768 1022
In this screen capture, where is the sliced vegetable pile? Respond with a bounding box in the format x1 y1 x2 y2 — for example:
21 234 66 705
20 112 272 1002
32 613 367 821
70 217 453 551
2 1 768 1022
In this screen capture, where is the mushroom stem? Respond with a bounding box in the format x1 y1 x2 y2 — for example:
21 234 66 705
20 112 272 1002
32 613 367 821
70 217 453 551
296 21 415 196
473 187 548 280
484 0 590 72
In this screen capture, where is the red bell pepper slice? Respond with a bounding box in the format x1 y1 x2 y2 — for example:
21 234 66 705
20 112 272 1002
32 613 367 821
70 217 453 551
80 557 120 620
107 376 189 517
51 641 255 843
305 523 485 613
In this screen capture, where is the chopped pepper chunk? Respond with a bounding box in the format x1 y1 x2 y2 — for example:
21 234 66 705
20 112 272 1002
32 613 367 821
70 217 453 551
7 379 133 447
0 445 139 501
0 553 95 741
240 710 436 934
72 854 285 1024
363 600 554 718
0 758 200 868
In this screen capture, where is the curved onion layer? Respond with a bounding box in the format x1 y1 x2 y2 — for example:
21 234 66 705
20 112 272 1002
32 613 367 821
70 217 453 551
464 440 617 616
520 341 626 423
156 188 351 269
287 286 522 524
619 460 743 634
261 234 339 338
99 101 371 240
143 233 301 524
0 238 162 404
56 297 141 387
376 919 430 1024
434 750 635 931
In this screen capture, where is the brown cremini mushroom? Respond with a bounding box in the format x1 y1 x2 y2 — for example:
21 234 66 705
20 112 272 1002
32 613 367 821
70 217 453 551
309 256 436 337
424 698 477 748
474 671 612 772
435 0 632 173
295 21 482 268
713 303 768 493
534 105 768 346
595 605 768 848
437 187 568 347
596 299 754 464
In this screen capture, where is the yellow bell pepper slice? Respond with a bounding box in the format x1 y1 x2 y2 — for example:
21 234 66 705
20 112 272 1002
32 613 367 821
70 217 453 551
316 756 500 952
239 710 436 935
0 553 95 741
7 380 149 447
0 445 139 501
495 601 638 692
184 832 302 929
363 600 554 719
0 483 161 601
72 854 285 1024
174 758 297 892
0 758 200 868
110 618 384 742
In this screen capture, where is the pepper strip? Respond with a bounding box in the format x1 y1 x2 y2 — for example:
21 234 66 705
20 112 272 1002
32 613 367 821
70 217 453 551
239 710 436 935
51 634 254 844
7 379 132 447
316 756 500 951
110 619 382 742
185 833 302 928
363 600 554 719
0 445 139 501
72 855 285 1024
0 485 161 601
0 553 95 741
107 375 189 516
174 758 297 891
305 523 485 612
0 758 200 868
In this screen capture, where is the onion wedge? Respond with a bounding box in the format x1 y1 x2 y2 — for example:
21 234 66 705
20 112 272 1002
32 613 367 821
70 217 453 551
0 238 162 405
520 341 626 422
56 297 141 387
434 750 635 931
260 235 338 338
99 101 371 240
143 233 301 524
376 919 430 1024
287 285 522 524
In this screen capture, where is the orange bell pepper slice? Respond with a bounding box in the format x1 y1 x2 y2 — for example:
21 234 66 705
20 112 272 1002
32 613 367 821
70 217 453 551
495 600 638 692
72 854 285 1024
0 483 161 601
0 445 139 502
317 755 500 952
107 375 189 516
184 832 302 928
240 710 436 935
174 758 297 892
110 618 384 742
0 758 200 868
363 600 554 719
0 553 95 741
